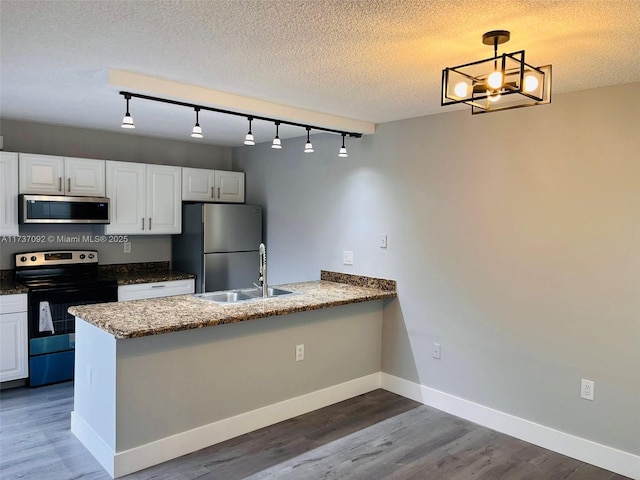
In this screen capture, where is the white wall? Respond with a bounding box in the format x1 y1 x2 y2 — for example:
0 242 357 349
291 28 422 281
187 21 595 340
233 82 640 456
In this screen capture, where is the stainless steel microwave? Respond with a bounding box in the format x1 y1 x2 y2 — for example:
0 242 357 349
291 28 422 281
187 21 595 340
19 194 110 224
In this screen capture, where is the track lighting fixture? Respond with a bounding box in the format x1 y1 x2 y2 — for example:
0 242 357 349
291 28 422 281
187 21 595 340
191 107 203 139
271 122 282 149
117 92 363 156
338 133 348 158
441 30 552 114
121 93 135 129
244 117 255 146
304 127 314 153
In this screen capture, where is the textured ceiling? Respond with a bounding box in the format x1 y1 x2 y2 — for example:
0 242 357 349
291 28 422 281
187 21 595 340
1 0 639 146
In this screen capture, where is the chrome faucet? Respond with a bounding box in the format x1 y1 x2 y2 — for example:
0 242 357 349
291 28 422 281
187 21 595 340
258 243 268 298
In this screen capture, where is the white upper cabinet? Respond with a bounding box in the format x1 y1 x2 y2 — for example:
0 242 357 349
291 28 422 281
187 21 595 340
215 170 245 203
0 152 19 236
182 167 215 201
19 154 64 195
182 167 244 203
64 157 106 197
19 153 105 197
105 161 146 235
145 164 182 234
105 161 181 235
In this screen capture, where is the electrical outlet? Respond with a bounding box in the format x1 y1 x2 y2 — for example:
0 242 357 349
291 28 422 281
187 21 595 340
343 251 354 265
295 344 304 362
380 234 388 248
581 379 594 401
432 342 441 360
124 242 132 253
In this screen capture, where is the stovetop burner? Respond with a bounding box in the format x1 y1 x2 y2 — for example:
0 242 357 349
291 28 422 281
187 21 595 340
14 250 117 290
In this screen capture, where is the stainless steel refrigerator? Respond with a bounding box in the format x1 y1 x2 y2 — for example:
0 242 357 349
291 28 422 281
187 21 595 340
172 203 263 293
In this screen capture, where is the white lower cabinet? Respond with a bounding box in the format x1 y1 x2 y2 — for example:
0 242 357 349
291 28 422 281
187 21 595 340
118 279 195 301
0 294 28 382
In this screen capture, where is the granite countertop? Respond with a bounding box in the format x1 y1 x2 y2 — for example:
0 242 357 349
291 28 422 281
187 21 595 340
0 263 195 295
69 271 397 339
0 271 28 295
98 262 195 286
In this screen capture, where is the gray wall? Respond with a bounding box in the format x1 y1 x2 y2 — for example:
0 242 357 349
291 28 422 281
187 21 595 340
0 118 233 268
233 82 640 455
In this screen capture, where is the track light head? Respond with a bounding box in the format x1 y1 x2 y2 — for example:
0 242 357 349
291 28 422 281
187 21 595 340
271 122 282 149
121 94 135 129
304 127 314 153
244 117 255 145
338 133 348 157
191 108 203 138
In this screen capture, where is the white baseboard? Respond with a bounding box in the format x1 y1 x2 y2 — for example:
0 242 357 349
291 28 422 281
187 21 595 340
380 373 640 480
71 412 116 477
111 373 381 478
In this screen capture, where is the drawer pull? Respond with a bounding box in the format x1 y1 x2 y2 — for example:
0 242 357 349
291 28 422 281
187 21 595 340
151 285 166 288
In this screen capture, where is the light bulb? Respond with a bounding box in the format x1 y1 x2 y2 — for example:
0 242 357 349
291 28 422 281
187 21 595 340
244 133 255 146
524 74 539 93
454 82 468 98
191 124 203 138
121 114 135 129
304 142 314 153
272 137 282 149
487 71 503 89
338 147 348 158
487 91 501 102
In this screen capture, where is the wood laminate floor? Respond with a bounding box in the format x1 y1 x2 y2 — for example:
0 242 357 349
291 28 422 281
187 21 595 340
0 382 629 480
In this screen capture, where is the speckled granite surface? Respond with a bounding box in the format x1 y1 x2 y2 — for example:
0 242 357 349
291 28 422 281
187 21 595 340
99 262 195 285
0 270 28 295
69 277 397 339
320 271 396 291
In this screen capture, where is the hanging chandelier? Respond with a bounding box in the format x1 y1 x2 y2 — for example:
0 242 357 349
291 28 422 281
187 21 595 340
441 30 552 114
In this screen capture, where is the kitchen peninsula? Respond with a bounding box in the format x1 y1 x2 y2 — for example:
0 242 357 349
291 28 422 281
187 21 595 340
69 271 396 478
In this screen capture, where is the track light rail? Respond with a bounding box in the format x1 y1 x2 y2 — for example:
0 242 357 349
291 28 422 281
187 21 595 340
119 91 363 138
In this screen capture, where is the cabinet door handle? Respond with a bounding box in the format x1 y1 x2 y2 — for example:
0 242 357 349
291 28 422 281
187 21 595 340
58 177 62 192
67 178 71 193
141 218 145 231
148 217 152 230
211 187 214 198
217 187 220 199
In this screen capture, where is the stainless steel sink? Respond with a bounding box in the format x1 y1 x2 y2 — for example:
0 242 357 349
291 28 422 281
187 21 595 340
194 287 298 304
195 291 253 303
240 287 297 298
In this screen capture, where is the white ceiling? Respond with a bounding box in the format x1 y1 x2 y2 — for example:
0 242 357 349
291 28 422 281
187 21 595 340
1 0 639 146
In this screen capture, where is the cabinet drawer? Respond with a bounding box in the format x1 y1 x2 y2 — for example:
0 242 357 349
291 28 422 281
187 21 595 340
118 279 195 301
0 294 28 314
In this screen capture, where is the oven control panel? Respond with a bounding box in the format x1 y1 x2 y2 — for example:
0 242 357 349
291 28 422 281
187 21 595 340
15 250 99 267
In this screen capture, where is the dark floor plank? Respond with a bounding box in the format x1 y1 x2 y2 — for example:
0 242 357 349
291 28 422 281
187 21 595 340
0 382 629 480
